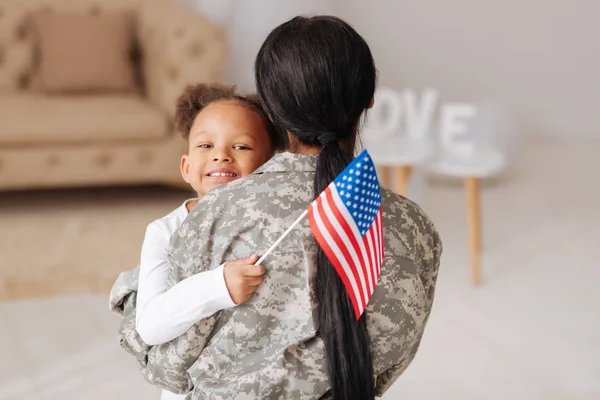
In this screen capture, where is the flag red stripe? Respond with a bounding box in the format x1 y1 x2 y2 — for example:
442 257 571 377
375 209 383 275
380 210 384 266
318 191 367 310
308 204 362 318
324 189 373 296
374 209 381 276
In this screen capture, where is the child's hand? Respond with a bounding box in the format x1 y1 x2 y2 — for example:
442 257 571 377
223 255 265 305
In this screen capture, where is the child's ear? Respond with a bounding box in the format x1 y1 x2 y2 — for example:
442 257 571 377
180 154 192 183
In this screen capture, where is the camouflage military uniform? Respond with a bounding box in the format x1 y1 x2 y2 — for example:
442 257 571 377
131 152 441 399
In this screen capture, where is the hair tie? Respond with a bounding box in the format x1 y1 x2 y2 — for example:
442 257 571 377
318 133 339 146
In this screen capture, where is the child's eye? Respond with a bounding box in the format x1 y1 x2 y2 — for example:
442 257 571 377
197 144 212 149
234 145 251 150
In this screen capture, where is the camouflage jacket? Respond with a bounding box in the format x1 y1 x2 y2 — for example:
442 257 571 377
140 152 442 399
109 267 153 373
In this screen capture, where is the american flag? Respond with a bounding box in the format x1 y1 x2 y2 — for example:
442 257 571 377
307 149 384 319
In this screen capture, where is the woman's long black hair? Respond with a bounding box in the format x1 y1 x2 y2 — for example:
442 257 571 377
255 16 377 399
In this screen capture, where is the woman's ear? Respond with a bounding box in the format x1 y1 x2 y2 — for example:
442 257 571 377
180 154 191 183
368 96 375 109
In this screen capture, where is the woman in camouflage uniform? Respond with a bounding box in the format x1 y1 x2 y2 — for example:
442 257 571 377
144 15 442 400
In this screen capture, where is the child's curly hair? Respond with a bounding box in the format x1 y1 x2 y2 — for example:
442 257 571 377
175 83 285 151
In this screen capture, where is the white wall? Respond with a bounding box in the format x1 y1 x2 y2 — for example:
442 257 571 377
189 0 334 92
335 0 600 140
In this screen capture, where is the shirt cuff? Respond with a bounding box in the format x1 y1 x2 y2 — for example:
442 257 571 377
212 263 237 309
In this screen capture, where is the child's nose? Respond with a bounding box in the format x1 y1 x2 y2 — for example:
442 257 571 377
212 150 232 162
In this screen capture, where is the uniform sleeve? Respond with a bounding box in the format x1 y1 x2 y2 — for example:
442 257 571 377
374 339 421 396
375 215 443 396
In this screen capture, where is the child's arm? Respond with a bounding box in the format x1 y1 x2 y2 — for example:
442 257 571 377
135 222 257 346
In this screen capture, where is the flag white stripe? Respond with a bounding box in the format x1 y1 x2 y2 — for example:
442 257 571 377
375 211 383 276
367 220 379 286
328 185 375 295
312 202 364 315
321 190 370 304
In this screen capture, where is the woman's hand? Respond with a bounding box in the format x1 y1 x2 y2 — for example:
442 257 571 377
223 255 265 305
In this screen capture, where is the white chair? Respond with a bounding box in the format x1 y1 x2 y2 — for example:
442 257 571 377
426 103 515 284
361 87 436 197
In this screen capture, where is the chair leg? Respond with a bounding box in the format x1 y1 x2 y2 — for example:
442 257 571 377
394 166 412 196
379 166 391 187
464 177 481 284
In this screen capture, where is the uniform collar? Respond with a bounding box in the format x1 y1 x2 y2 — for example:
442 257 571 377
252 152 318 174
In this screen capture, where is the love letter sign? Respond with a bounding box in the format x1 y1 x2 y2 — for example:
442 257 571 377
368 88 478 157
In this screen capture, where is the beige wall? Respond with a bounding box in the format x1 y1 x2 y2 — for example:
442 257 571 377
336 0 600 139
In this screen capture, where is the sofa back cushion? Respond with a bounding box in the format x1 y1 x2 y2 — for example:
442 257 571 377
0 0 142 92
0 93 170 145
32 11 137 93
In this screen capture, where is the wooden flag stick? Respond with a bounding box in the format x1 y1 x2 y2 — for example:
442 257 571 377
255 210 308 265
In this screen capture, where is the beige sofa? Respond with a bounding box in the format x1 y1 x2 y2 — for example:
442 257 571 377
0 0 226 191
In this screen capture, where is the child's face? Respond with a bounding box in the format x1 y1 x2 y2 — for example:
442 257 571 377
180 100 274 196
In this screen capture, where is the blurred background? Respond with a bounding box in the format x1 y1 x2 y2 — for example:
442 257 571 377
0 0 598 399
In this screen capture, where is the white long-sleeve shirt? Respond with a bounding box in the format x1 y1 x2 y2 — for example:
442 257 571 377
135 199 235 346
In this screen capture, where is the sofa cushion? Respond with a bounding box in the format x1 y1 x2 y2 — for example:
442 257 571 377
31 11 137 93
0 94 170 145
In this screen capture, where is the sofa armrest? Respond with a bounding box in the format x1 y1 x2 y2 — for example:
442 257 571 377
137 0 227 118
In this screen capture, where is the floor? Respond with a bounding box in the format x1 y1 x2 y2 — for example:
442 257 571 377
0 186 193 300
0 138 598 399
